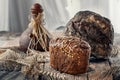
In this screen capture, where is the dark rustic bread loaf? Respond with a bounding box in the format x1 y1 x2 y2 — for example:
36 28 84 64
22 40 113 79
49 37 91 75
64 11 114 59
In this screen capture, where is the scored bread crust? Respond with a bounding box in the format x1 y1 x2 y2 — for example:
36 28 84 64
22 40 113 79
65 11 114 58
49 37 91 75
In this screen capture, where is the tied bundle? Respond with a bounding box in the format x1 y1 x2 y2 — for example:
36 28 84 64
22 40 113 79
28 13 52 51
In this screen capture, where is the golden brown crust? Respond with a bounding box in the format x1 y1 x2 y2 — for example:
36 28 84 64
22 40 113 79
49 37 91 75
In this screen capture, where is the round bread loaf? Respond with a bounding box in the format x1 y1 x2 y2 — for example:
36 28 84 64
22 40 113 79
49 37 91 75
64 11 114 59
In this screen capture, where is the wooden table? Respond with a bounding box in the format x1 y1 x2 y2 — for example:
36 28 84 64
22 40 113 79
42 59 112 80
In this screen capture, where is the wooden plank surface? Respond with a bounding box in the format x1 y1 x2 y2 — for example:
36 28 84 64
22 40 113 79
88 60 112 80
43 63 88 80
43 61 112 80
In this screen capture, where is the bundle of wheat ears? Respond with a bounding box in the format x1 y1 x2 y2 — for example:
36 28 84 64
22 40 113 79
0 48 66 80
28 13 52 52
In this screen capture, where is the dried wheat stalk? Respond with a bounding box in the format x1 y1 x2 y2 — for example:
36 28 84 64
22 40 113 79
28 13 52 52
0 49 26 71
19 51 66 80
